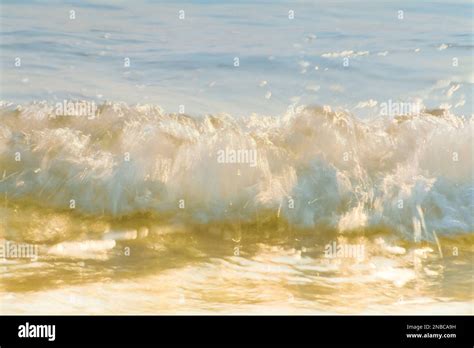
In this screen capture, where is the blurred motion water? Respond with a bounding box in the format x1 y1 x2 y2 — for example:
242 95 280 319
0 0 472 314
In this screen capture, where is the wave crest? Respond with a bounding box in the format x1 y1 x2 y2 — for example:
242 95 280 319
0 101 472 237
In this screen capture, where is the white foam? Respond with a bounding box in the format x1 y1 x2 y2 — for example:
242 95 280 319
0 102 472 237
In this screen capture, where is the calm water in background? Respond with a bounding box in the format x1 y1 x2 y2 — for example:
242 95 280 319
1 0 472 117
0 1 473 314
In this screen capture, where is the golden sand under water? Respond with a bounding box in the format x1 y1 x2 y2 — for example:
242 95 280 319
0 204 472 314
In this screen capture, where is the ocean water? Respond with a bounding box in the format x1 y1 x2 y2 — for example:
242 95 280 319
0 0 473 314
1 0 472 116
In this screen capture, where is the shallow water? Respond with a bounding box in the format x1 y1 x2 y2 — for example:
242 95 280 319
1 212 473 314
0 1 473 314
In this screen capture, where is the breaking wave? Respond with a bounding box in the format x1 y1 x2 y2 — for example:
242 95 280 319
0 101 472 239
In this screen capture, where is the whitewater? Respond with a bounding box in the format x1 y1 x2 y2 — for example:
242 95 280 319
0 0 472 315
1 101 472 238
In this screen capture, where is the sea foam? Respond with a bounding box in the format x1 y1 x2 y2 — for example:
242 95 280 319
0 102 472 238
